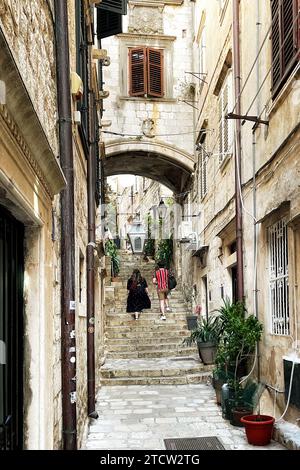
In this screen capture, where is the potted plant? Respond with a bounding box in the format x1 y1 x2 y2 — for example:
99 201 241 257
183 314 223 365
214 299 263 421
105 239 120 280
241 414 275 445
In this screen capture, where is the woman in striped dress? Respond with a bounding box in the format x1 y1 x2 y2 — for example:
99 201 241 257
153 261 170 320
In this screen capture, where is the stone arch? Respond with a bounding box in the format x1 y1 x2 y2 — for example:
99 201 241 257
103 139 194 193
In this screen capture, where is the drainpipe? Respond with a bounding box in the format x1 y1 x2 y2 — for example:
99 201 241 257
233 0 244 301
253 0 261 383
54 1 77 450
87 87 98 418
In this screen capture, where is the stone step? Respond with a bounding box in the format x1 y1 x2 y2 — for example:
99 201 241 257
106 324 191 333
100 372 212 386
106 341 194 353
106 318 190 327
107 347 196 359
105 328 191 339
106 309 189 316
101 364 205 378
106 334 190 344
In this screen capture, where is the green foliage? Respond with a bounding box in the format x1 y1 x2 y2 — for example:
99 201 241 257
105 240 120 277
155 237 173 268
183 315 223 346
144 238 155 257
214 299 263 379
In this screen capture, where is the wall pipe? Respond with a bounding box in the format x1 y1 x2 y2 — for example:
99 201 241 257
87 86 98 418
233 0 244 301
54 0 77 450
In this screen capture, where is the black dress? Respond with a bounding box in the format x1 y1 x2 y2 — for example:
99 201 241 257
126 278 151 313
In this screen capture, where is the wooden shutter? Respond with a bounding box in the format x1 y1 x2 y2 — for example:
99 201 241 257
97 9 122 39
97 0 127 15
147 48 164 97
129 48 147 96
271 0 300 95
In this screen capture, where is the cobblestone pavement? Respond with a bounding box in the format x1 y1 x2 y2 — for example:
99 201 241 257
83 384 285 450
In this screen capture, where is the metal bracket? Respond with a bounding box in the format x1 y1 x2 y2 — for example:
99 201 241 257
226 112 269 127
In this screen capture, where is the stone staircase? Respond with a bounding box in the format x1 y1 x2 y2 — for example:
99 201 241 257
101 251 213 385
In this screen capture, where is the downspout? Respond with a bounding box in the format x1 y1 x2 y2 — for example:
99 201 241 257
54 0 77 450
87 85 98 419
253 0 261 383
233 0 244 301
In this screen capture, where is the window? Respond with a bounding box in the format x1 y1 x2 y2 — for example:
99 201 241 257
199 26 207 77
218 71 233 164
268 218 290 335
271 0 300 97
96 0 127 39
129 47 164 98
76 0 89 154
198 140 208 199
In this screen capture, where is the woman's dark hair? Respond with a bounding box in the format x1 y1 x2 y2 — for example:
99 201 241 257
130 269 143 288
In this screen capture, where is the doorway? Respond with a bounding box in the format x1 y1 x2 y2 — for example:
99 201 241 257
0 206 24 449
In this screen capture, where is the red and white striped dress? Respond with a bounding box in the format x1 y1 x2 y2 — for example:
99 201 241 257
155 268 169 290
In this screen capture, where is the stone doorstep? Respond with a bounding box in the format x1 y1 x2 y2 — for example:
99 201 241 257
273 420 300 450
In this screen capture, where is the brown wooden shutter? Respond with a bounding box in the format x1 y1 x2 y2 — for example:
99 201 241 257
271 0 281 91
129 48 147 96
147 48 164 97
271 0 300 95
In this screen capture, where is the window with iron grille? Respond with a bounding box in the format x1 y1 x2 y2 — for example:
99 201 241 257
129 47 164 98
198 140 208 199
271 0 300 97
268 218 290 335
218 71 233 164
76 0 89 155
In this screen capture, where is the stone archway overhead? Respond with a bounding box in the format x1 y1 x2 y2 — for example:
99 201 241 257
104 139 194 193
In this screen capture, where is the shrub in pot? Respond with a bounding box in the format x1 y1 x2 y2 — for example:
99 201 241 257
183 315 223 365
105 239 120 280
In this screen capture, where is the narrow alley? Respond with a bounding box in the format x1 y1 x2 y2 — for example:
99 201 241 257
0 0 300 457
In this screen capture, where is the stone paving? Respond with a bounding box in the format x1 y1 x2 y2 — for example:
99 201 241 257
83 383 285 451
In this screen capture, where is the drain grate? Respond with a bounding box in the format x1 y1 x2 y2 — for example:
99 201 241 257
164 436 225 450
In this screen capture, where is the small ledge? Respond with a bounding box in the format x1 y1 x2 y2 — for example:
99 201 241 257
219 153 232 172
117 33 176 42
119 96 177 103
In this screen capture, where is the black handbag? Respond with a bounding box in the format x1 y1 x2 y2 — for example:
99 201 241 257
168 275 177 290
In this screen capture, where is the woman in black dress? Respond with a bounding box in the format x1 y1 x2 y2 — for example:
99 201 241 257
126 269 151 319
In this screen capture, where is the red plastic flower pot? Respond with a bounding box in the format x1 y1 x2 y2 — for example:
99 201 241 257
240 414 275 446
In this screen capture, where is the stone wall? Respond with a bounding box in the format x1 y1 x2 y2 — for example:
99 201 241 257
102 0 195 159
0 0 58 154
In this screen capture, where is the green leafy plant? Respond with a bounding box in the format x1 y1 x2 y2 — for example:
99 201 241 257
105 240 120 278
215 299 263 380
155 237 173 268
183 315 223 346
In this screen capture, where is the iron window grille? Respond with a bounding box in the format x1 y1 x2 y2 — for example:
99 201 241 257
268 218 290 335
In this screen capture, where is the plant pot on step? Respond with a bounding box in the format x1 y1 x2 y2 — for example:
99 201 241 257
240 414 275 446
197 341 217 365
230 406 253 427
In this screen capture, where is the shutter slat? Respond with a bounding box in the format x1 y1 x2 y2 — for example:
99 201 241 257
147 48 164 97
129 48 147 96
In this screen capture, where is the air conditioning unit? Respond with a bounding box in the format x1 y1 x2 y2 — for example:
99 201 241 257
179 221 193 240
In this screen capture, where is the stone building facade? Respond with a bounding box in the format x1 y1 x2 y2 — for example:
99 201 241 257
0 0 108 450
180 0 300 426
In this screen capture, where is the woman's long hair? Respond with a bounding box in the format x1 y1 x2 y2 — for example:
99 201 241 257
130 269 143 289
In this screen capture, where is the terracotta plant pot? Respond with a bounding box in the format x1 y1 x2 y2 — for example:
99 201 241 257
240 414 275 446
